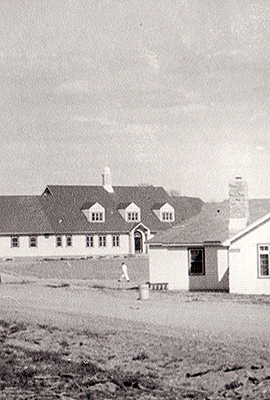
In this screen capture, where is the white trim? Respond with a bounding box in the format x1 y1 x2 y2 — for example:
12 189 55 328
223 211 270 246
130 222 150 234
148 241 225 247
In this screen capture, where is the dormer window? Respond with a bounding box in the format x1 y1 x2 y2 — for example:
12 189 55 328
118 202 141 222
128 212 139 221
153 203 175 222
82 202 105 223
91 212 104 222
162 212 173 221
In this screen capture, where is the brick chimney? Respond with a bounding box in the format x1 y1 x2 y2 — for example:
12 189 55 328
229 177 249 235
102 167 114 193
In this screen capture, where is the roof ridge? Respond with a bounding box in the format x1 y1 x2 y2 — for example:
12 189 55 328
0 195 41 198
46 184 168 190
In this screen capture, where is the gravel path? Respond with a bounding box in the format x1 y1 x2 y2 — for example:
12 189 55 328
1 279 270 345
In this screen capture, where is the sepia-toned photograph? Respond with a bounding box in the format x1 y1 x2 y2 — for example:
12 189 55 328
1 1 270 398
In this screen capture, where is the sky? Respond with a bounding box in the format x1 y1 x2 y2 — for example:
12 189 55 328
1 0 270 201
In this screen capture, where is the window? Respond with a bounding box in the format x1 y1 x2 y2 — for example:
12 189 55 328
56 236 62 247
162 212 173 221
258 245 270 277
112 235 120 247
91 212 103 222
189 248 205 275
99 236 106 247
29 236 37 248
11 236 19 248
66 235 72 247
86 235 94 248
127 212 139 221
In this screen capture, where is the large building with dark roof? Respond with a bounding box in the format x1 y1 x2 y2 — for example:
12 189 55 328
0 168 203 260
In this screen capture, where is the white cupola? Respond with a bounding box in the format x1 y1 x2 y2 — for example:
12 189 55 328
102 167 114 193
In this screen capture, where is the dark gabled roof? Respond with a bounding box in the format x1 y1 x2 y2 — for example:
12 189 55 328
0 185 203 235
148 199 270 246
152 202 167 209
81 202 100 209
41 185 178 234
170 196 204 222
40 186 125 234
117 202 133 209
40 185 203 234
0 196 52 234
249 198 270 223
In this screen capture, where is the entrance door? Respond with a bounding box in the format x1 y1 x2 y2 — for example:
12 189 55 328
134 231 143 253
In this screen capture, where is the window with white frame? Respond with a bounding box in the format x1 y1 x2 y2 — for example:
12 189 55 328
56 236 62 247
112 235 120 247
86 235 94 248
153 203 175 222
66 235 72 247
11 236 19 248
99 235 106 247
91 212 104 222
162 212 173 221
189 248 205 275
29 236 37 248
127 212 139 221
258 245 270 277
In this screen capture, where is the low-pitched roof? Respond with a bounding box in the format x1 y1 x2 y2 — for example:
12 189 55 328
148 199 270 246
0 185 203 235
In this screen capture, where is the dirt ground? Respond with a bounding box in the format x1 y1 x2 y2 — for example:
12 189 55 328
1 258 270 399
1 271 270 399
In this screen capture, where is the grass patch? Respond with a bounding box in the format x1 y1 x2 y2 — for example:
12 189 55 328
91 284 106 290
0 256 149 282
46 283 70 288
132 351 150 361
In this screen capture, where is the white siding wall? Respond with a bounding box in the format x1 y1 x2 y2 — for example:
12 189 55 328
149 245 229 292
0 234 130 259
189 247 229 291
230 220 270 294
218 248 229 284
149 247 189 290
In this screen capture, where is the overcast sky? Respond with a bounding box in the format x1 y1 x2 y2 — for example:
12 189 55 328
1 0 270 201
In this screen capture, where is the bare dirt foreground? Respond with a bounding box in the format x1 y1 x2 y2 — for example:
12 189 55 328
1 272 270 398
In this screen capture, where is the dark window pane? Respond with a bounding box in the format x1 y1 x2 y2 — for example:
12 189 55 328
260 254 269 276
190 249 204 274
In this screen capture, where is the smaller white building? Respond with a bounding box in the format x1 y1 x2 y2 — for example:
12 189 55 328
226 213 270 295
148 177 270 295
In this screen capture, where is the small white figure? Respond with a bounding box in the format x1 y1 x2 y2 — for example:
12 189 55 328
118 262 130 282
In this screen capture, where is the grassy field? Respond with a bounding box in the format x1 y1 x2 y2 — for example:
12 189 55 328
0 256 149 286
1 258 270 399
